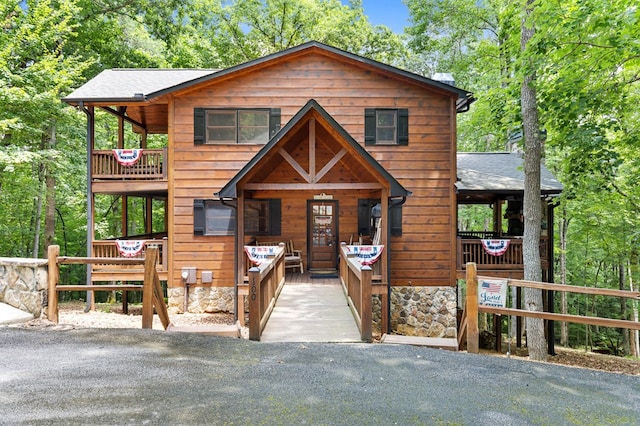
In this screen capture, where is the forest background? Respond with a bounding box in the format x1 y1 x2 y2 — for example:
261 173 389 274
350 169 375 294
0 0 638 357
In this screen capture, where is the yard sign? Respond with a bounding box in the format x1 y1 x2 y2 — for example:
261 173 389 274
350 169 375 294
478 278 508 307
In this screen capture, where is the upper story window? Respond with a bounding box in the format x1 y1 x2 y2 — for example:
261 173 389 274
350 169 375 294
364 108 409 146
194 108 281 145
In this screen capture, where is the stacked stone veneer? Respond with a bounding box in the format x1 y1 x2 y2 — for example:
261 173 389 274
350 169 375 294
168 286 234 314
389 286 457 338
0 257 48 318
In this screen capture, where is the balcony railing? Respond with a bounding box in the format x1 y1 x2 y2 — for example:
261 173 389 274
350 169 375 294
90 238 167 281
456 236 549 272
92 148 167 180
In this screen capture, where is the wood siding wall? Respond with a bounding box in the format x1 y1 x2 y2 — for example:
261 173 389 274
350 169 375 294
169 52 456 288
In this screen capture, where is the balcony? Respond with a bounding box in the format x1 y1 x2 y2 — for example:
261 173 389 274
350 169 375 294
456 233 549 279
91 148 167 195
91 238 168 282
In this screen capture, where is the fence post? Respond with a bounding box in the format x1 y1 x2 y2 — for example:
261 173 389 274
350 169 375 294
248 266 261 341
47 245 60 323
141 246 158 329
466 262 479 354
361 265 372 342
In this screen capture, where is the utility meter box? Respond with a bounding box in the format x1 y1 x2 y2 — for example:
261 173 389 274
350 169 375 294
181 267 196 284
201 271 213 284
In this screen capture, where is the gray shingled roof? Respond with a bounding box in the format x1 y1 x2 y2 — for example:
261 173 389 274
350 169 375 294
62 42 473 110
62 69 219 103
456 152 563 194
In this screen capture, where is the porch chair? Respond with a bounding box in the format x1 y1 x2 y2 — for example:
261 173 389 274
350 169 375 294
284 240 304 273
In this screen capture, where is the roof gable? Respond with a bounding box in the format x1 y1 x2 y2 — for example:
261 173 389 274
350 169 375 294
216 99 411 198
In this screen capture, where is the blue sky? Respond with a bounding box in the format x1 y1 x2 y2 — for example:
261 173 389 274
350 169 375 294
358 0 411 34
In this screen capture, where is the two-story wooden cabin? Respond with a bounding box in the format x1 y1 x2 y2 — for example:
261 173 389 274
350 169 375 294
63 41 479 337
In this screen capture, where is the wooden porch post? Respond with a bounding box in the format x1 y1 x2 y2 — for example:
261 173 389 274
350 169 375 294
248 266 261 341
47 245 60 323
466 262 479 354
361 265 372 342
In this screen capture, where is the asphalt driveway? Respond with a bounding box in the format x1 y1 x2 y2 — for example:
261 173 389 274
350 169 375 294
1 328 638 425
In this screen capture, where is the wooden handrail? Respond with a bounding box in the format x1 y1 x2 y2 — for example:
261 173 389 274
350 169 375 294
339 243 372 342
248 244 286 341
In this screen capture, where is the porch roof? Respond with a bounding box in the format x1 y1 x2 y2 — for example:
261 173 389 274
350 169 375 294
216 99 411 199
456 152 563 196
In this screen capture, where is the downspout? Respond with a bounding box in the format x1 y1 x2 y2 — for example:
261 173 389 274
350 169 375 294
79 102 94 313
387 196 407 334
220 197 239 322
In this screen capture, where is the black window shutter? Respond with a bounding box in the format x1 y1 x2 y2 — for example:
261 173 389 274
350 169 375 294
397 109 409 146
390 204 403 236
357 199 372 236
269 199 281 236
364 109 376 145
269 108 281 138
194 108 205 145
194 199 205 235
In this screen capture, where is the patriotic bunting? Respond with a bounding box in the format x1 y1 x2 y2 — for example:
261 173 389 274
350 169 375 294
113 149 143 166
244 245 280 266
481 239 510 256
115 240 145 257
346 245 384 266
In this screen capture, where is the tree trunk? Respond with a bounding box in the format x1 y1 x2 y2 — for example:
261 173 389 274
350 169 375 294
559 209 569 346
628 260 640 357
520 0 547 361
44 123 57 252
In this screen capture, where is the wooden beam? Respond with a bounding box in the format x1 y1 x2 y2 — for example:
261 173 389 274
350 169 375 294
314 148 346 183
478 276 640 300
309 118 316 182
243 182 384 191
278 148 310 183
479 306 640 330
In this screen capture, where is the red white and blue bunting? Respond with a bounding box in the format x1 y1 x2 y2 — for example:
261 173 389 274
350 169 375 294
115 240 145 257
346 245 384 266
113 149 143 166
481 239 510 256
244 246 280 266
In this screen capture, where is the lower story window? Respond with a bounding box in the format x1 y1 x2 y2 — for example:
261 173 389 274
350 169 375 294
194 198 281 236
194 200 236 236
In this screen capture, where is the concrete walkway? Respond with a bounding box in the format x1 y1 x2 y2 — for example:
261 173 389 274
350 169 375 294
260 276 362 343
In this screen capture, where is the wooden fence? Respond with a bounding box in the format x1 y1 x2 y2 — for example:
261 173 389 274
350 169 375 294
460 262 640 353
247 244 286 341
47 244 170 330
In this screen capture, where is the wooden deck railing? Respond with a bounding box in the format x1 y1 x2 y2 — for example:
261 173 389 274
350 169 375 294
460 262 640 354
247 244 286 341
47 244 170 329
91 239 167 281
92 148 167 180
456 237 549 272
339 243 375 342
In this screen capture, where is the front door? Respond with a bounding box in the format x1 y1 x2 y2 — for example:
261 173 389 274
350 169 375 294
308 200 339 270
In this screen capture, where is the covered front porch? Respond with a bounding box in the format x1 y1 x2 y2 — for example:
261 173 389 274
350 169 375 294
455 152 563 281
215 100 410 322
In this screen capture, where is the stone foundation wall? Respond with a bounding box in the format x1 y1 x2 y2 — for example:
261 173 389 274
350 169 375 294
168 286 234 314
0 257 48 318
389 286 457 338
